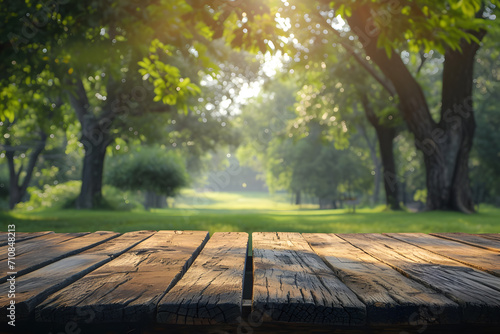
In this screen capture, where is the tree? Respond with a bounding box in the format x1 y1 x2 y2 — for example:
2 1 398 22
271 0 498 212
267 121 371 208
236 79 299 189
0 69 67 209
470 34 500 204
327 0 497 212
290 52 402 209
1 0 279 209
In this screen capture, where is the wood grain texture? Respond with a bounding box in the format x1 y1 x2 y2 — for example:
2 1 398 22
339 233 500 323
0 231 53 246
386 233 500 277
252 232 366 325
303 233 459 325
157 232 248 325
36 230 209 323
0 231 117 283
0 231 154 321
0 232 88 262
478 234 500 242
431 233 500 253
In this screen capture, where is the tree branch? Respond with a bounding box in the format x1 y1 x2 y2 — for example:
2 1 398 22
66 77 91 125
4 139 18 187
314 12 397 97
416 51 427 75
20 131 47 193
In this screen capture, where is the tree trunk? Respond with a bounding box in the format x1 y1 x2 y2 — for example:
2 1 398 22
356 122 381 205
145 191 167 209
359 94 401 210
436 36 483 212
377 126 400 210
295 190 301 205
76 131 110 209
8 185 21 210
6 132 47 209
347 6 485 213
401 180 407 206
68 77 115 209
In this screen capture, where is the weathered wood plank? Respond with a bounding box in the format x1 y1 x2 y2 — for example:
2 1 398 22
0 231 118 283
0 231 154 321
252 232 366 325
386 233 500 277
339 233 500 323
157 232 248 325
36 230 209 323
431 233 500 253
478 234 500 242
303 233 459 325
0 231 53 246
0 232 88 262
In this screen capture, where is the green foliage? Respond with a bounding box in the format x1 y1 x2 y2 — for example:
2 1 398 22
17 181 82 210
236 79 299 177
413 189 427 204
101 185 145 211
16 180 143 211
328 0 497 54
138 39 201 113
106 147 188 197
267 127 371 203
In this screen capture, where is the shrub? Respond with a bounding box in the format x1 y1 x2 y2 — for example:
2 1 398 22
17 181 144 211
17 181 82 211
106 147 188 197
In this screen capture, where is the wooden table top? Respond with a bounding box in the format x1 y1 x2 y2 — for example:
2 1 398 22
1 231 499 333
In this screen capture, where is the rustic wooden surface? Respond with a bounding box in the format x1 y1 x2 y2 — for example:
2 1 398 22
0 231 53 246
340 233 500 323
303 233 460 325
386 233 500 276
0 232 88 262
0 232 117 283
0 231 153 320
36 230 209 323
157 232 248 325
480 234 500 242
252 232 366 325
430 233 500 253
0 231 498 331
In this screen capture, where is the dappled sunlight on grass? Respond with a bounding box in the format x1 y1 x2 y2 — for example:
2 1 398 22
1 192 499 234
174 190 298 210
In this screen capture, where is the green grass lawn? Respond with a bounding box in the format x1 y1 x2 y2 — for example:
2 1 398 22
1 191 499 236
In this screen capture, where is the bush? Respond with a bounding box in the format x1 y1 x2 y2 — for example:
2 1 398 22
16 181 144 211
17 181 82 210
102 185 144 211
106 147 188 197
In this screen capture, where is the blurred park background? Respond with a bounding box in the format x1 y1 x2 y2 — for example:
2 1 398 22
1 0 499 234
